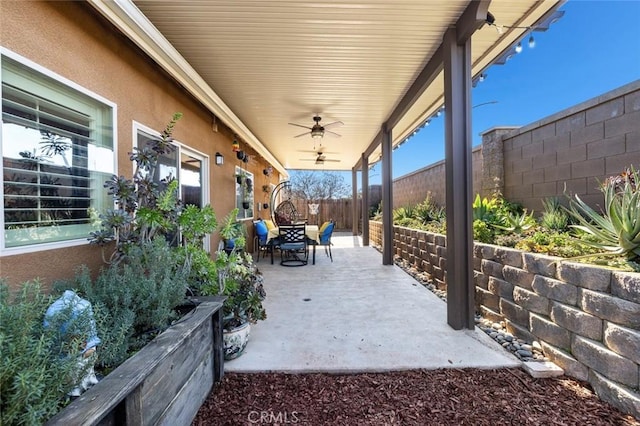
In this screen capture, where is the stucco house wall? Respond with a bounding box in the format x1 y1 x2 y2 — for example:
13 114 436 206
1 1 278 289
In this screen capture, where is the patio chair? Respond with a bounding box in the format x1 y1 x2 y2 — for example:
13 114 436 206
276 224 308 266
317 220 335 262
252 219 273 262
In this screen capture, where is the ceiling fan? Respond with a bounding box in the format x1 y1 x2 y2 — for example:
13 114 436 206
300 151 342 165
288 115 343 140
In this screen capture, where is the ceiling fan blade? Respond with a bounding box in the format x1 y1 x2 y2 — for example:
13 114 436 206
325 130 342 138
293 131 310 138
288 123 312 130
297 149 339 154
322 159 341 162
322 121 344 129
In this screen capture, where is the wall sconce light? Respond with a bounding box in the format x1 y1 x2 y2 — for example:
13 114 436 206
215 152 224 166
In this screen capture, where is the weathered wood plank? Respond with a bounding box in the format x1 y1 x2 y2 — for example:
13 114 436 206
46 301 223 425
212 305 225 382
156 350 214 426
141 317 212 423
125 386 143 424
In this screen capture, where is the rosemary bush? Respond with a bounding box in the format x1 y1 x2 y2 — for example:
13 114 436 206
61 238 188 369
0 281 83 425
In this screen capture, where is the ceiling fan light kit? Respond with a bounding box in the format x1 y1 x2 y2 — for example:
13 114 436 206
288 115 343 140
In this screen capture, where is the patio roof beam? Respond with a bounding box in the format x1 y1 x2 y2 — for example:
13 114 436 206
352 167 358 236
444 0 491 330
381 125 393 265
361 153 370 246
385 46 443 132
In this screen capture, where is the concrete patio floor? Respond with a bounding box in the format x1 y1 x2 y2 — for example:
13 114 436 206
225 232 521 373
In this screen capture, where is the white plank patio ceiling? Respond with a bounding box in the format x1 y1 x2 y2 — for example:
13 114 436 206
128 0 560 172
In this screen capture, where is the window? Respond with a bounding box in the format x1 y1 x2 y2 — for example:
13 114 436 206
1 53 115 252
235 166 254 220
135 126 208 208
135 124 209 246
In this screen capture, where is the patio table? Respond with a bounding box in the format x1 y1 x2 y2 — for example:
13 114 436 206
268 225 320 264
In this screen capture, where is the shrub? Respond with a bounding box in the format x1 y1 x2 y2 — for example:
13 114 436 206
202 251 266 330
414 194 445 225
89 113 184 264
473 219 495 244
0 281 82 425
59 238 188 369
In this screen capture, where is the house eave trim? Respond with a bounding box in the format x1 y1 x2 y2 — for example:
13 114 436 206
87 0 288 178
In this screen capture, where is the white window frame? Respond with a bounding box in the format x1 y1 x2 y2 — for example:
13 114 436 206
0 48 117 256
133 121 211 251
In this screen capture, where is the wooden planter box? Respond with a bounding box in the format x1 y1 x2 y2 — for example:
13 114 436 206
46 298 225 425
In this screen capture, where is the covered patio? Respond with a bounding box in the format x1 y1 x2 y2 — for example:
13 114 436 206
226 232 520 373
89 0 565 329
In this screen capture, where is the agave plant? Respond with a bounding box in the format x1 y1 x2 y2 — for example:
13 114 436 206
493 210 535 234
393 205 416 222
540 197 569 231
566 168 640 261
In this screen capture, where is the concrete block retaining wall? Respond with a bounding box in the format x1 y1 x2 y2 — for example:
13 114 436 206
391 80 640 211
370 220 640 417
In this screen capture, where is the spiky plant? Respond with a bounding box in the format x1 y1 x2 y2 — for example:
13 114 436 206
566 167 640 261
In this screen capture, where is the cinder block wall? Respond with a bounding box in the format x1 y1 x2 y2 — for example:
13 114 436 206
502 80 640 212
393 148 482 208
369 220 640 418
392 80 640 210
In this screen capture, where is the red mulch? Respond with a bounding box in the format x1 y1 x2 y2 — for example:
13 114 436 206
194 368 639 425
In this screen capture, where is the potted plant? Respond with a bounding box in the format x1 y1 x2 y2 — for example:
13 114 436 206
218 208 246 254
235 171 246 185
213 250 266 359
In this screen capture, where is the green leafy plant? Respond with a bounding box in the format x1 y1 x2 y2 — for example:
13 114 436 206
515 231 600 258
201 250 266 330
566 167 640 261
393 205 416 223
473 219 495 244
90 113 184 264
1 281 82 425
472 194 499 222
219 208 246 252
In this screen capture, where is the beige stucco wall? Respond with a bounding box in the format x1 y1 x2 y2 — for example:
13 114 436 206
0 1 279 289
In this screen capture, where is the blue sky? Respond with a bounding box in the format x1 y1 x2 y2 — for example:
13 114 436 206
363 0 640 186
